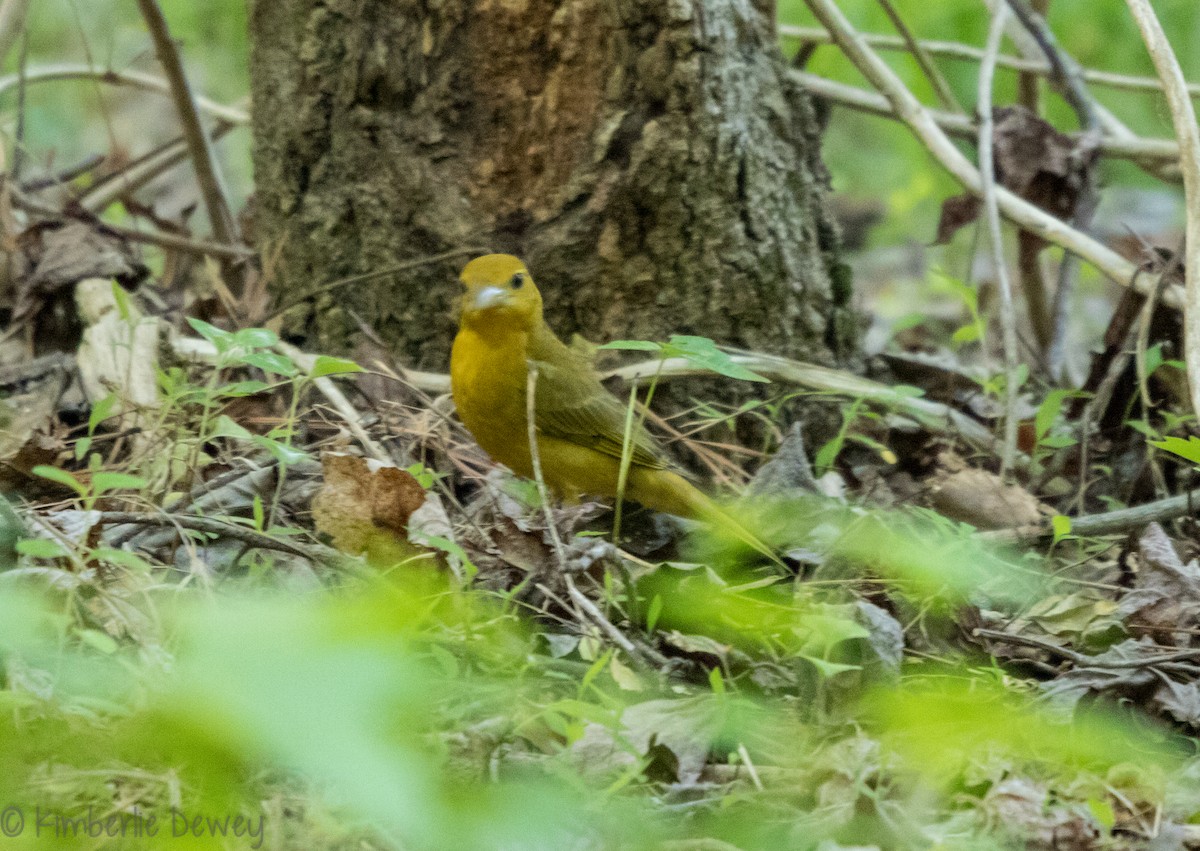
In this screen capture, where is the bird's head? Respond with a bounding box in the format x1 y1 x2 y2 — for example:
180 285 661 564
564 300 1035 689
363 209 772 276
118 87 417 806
457 254 543 330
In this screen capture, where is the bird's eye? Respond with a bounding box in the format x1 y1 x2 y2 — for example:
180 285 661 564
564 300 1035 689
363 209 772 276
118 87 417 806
510 272 525 290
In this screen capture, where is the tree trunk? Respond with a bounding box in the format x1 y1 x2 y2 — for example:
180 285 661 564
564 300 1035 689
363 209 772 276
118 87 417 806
247 0 853 373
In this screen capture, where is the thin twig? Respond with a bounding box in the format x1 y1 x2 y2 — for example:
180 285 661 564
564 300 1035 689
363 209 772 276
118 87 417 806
9 187 254 260
973 627 1090 663
975 627 1200 668
1125 0 1200 428
798 0 1169 306
0 64 249 124
978 5 1020 476
564 574 669 669
267 247 490 321
392 348 1022 461
135 0 244 284
791 71 1181 175
526 364 568 567
875 0 962 112
1002 0 1102 380
95 510 336 564
981 487 1200 544
77 122 236 214
780 25 1200 98
1002 0 1098 131
275 340 392 464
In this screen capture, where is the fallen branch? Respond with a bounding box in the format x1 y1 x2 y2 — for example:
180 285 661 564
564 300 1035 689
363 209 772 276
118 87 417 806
981 488 1200 544
96 511 337 565
386 348 1012 459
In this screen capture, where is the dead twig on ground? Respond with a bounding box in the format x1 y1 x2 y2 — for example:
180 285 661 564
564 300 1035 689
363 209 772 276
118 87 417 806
96 510 337 564
981 487 1200 543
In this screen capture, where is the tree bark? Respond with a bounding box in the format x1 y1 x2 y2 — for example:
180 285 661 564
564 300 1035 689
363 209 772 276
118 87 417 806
247 0 853 372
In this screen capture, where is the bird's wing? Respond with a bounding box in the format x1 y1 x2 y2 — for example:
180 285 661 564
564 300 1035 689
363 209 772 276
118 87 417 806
528 350 668 470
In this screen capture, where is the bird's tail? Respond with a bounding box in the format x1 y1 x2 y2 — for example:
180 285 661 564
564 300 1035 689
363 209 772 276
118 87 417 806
629 468 785 568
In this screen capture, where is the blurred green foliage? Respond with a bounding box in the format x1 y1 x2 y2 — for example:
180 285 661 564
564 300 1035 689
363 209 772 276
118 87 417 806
8 2 1200 847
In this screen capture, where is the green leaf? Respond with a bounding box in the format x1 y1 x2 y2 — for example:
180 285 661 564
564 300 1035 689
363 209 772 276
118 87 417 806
237 351 299 376
645 594 664 635
112 281 133 322
1152 435 1200 466
211 415 254 440
598 340 663 352
951 324 980 345
1144 342 1164 377
91 472 148 494
216 380 273 398
91 547 155 573
251 436 309 465
15 538 70 559
663 335 769 383
1051 514 1072 544
232 327 279 349
77 628 119 655
1035 388 1074 440
1087 798 1115 831
187 317 232 349
310 355 364 378
88 392 119 433
1039 434 1077 449
31 465 88 497
708 666 726 694
800 655 861 678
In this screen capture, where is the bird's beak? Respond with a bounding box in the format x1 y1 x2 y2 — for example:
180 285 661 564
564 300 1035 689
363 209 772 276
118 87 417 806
470 286 509 311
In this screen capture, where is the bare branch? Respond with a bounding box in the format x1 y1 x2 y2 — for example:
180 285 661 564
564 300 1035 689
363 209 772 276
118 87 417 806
0 64 249 124
781 25 1200 99
875 0 963 113
136 0 244 278
791 71 1181 173
797 0 1173 307
1125 0 1200 427
978 5 1020 475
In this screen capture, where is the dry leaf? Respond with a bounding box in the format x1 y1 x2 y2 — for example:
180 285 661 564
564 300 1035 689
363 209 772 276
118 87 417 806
312 453 426 564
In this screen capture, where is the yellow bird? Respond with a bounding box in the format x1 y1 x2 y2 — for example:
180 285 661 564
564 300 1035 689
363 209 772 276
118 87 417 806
450 254 779 564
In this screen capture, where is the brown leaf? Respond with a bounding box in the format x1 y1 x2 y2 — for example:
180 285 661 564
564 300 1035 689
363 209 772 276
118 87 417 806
934 106 1096 246
311 453 426 561
926 457 1045 529
1118 523 1200 643
933 194 980 246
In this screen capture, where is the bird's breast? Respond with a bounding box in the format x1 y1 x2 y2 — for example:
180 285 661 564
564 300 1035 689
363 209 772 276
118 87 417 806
450 326 534 474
